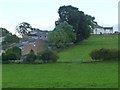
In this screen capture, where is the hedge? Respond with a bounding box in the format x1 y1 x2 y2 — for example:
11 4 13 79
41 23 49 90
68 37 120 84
90 48 119 61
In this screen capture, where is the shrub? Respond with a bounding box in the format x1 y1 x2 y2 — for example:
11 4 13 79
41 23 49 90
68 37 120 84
2 53 10 64
25 49 36 63
3 47 21 61
2 47 22 64
90 48 119 61
40 49 59 63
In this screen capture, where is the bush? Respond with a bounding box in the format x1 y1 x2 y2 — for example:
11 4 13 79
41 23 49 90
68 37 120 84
90 48 119 61
40 49 59 63
2 53 10 64
2 47 22 64
5 47 21 60
25 49 36 63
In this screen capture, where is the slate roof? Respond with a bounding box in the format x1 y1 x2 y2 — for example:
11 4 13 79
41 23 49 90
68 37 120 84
95 25 113 30
95 25 103 28
103 27 113 29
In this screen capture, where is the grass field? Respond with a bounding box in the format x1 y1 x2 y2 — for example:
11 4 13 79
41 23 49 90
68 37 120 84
2 35 118 88
58 35 118 62
2 62 118 88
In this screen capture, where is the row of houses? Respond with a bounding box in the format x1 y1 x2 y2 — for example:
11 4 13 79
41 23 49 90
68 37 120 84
0 24 116 57
0 29 49 56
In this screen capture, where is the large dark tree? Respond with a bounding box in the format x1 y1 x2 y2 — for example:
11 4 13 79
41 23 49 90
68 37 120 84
16 22 32 37
56 5 97 43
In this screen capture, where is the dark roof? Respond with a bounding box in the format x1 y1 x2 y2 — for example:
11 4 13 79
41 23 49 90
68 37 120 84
95 25 103 28
16 38 35 48
95 25 113 30
27 33 37 36
103 27 113 29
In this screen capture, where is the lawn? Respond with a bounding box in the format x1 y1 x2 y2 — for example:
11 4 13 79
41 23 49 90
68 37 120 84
2 62 118 88
2 35 118 88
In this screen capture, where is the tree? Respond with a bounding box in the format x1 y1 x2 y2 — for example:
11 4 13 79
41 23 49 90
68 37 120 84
48 22 76 48
5 47 21 60
2 47 21 63
56 5 97 43
48 29 67 48
16 22 32 37
1 28 12 36
40 49 59 63
55 21 76 43
25 49 36 63
1 28 20 45
3 34 20 45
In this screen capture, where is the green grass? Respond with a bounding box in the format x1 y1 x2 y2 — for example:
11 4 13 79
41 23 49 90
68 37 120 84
2 62 118 88
2 35 118 88
58 35 118 62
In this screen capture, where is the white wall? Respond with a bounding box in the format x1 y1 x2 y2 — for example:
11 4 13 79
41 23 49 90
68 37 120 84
93 28 104 34
93 28 113 34
104 29 113 34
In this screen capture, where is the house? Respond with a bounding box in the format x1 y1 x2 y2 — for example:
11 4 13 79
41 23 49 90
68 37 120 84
93 25 113 34
27 29 48 40
16 29 49 55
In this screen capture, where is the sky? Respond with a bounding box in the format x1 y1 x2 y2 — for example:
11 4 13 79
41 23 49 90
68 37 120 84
0 0 119 34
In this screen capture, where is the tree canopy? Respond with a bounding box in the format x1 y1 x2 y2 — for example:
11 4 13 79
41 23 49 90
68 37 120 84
2 47 21 63
48 22 76 48
2 34 20 45
56 5 97 43
16 22 32 37
1 28 12 36
1 28 20 45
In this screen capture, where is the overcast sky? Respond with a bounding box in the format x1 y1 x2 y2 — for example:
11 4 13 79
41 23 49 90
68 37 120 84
0 0 119 34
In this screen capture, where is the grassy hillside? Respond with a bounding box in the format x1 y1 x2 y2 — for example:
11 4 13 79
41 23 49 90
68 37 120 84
58 35 118 62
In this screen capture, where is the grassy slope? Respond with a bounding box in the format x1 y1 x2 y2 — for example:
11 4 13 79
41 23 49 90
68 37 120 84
2 35 118 88
58 35 118 62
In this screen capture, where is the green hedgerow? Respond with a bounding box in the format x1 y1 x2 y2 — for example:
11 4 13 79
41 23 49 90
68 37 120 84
90 48 119 61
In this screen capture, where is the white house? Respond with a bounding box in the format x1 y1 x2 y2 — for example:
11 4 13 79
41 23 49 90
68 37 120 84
93 25 113 34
